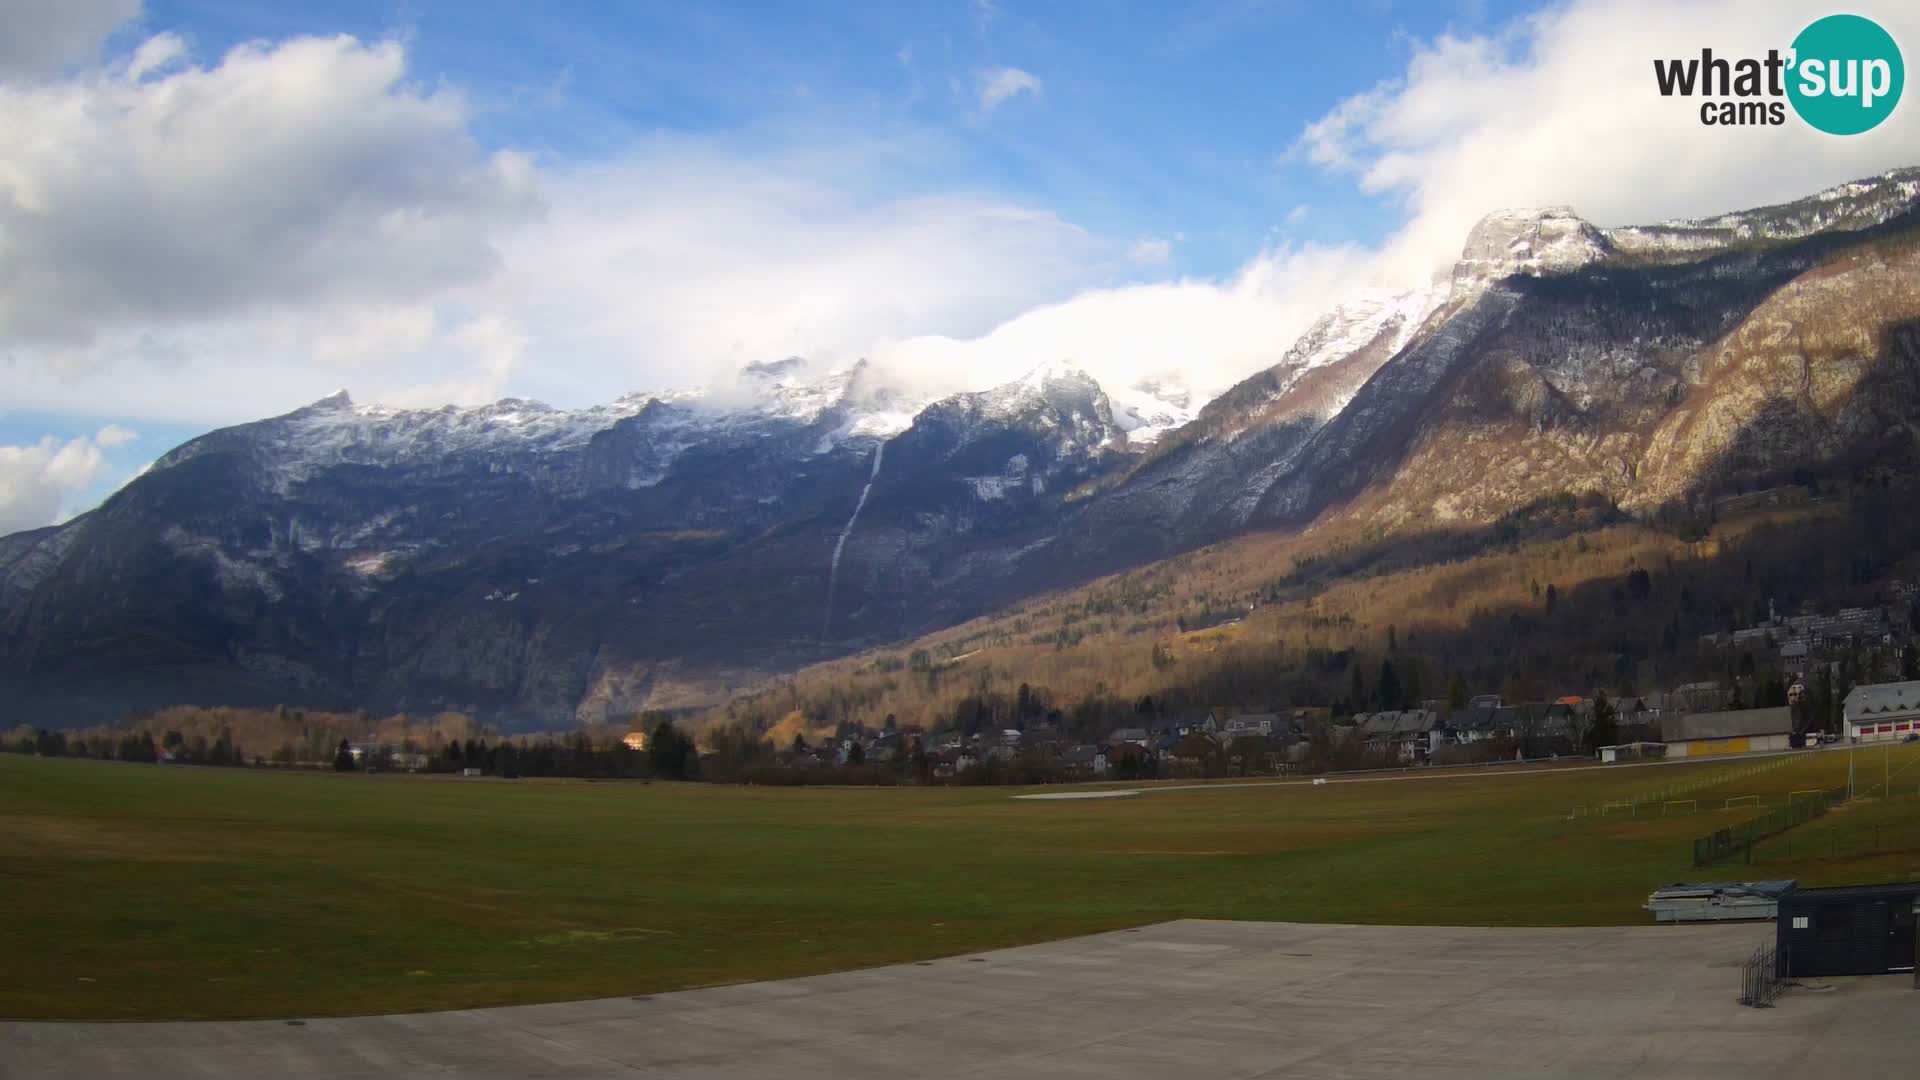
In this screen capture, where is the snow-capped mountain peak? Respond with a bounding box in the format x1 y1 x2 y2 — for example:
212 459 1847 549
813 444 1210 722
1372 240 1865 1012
1452 207 1610 292
974 364 1108 423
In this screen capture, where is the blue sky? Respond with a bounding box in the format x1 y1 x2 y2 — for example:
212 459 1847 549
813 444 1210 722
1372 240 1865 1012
4 0 1918 533
133 0 1525 272
7 0 1529 512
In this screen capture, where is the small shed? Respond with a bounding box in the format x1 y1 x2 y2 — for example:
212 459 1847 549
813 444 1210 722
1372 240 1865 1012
1776 882 1919 977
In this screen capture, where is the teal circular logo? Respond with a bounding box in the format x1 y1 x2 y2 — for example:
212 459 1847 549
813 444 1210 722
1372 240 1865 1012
1787 14 1904 135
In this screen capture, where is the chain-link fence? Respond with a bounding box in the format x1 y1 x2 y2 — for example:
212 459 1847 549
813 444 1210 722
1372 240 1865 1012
1691 786 1846 865
1758 823 1920 861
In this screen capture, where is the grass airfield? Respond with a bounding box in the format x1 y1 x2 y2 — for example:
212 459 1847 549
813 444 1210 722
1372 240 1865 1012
3 746 1917 1020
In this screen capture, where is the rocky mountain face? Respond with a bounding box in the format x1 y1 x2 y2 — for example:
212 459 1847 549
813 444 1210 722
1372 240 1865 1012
6 168 1920 726
0 358 1137 724
1252 169 1920 532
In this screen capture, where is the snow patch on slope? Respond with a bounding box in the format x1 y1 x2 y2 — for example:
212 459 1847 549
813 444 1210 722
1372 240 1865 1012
1108 377 1198 445
1606 168 1920 256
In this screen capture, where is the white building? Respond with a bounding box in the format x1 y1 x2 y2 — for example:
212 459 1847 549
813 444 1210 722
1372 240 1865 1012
1842 681 1920 743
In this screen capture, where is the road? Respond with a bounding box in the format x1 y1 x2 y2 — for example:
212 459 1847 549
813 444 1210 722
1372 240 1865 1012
3 920 1911 1078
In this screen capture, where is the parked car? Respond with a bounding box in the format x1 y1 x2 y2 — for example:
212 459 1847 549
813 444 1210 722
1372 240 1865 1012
1903 733 1919 744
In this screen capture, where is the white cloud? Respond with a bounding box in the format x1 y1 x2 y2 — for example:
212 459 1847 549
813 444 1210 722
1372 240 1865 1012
123 30 185 80
93 423 137 448
1295 0 1920 282
975 66 1041 114
871 243 1383 406
1286 204 1308 225
1127 237 1173 265
0 0 141 80
473 143 1107 406
0 32 538 346
0 432 113 534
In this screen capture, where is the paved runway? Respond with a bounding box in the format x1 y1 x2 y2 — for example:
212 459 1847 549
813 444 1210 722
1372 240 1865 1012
3 920 1912 1078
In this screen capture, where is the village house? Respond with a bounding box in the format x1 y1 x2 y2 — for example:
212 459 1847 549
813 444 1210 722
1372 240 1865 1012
864 732 901 764
1220 711 1288 739
1152 730 1183 760
1393 710 1444 763
1159 709 1219 737
1063 744 1109 778
1225 733 1288 774
1613 696 1665 742
1355 712 1396 755
1166 732 1222 773
1449 701 1504 744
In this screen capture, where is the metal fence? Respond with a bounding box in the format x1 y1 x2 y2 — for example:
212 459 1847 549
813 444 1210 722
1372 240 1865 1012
1739 942 1789 1007
1761 824 1920 862
1691 786 1846 865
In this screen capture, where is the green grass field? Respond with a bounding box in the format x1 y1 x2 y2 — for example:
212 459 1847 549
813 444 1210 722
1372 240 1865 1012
4 747 1918 1020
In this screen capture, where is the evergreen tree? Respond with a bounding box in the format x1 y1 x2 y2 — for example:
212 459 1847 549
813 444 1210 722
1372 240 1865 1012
1588 691 1618 753
1377 659 1403 711
650 720 690 780
333 738 355 772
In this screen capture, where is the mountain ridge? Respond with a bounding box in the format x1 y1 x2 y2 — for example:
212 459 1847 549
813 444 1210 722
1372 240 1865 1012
6 167 1920 726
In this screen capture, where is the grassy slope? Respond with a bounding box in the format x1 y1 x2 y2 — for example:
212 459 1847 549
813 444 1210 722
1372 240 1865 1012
3 748 1917 1020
